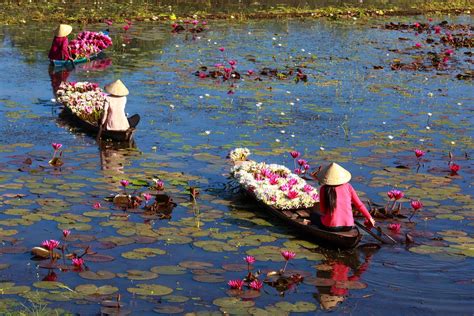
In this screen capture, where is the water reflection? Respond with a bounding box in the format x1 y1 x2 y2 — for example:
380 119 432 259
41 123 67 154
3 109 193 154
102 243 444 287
99 140 137 174
48 66 71 97
315 246 377 310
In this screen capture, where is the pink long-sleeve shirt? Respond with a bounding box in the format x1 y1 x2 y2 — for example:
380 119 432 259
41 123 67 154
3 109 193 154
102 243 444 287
101 96 130 131
319 183 372 227
48 36 70 60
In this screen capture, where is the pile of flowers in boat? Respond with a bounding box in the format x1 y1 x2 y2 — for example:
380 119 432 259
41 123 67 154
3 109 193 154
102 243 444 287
69 31 112 59
56 81 106 125
230 148 319 210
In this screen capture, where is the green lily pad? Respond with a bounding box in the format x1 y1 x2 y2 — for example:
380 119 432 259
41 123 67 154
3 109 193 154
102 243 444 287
79 270 116 280
179 261 213 269
153 306 184 314
75 284 118 296
274 301 317 312
193 274 226 283
127 284 173 296
121 247 166 259
0 282 30 295
150 265 187 275
193 240 236 252
162 294 190 303
118 270 158 280
33 281 67 290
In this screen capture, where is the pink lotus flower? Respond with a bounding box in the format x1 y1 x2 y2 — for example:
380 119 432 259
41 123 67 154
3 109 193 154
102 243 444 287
294 168 302 175
270 195 277 202
214 63 223 68
297 159 307 166
290 151 300 159
198 72 207 79
254 173 264 181
143 193 152 201
410 200 423 210
280 183 291 191
414 149 425 158
415 43 422 48
303 164 310 170
311 193 319 201
445 49 454 56
434 26 441 34
249 280 263 291
449 163 460 174
72 258 84 268
62 230 71 238
269 174 280 185
303 184 314 193
287 178 298 186
247 70 254 75
219 47 225 52
154 179 165 191
228 279 244 290
388 223 401 233
202 21 208 25
120 180 129 187
52 143 62 151
192 20 199 25
244 256 256 264
42 240 60 250
123 24 130 31
414 22 420 28
93 202 101 209
228 60 237 66
387 189 404 200
281 250 296 261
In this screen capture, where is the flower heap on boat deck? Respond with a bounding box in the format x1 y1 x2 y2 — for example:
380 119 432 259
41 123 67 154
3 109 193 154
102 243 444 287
230 149 319 210
69 31 112 59
56 81 106 125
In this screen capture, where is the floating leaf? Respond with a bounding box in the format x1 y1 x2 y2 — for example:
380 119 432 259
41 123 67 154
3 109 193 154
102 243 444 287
153 305 185 314
127 284 173 296
118 270 158 280
179 261 213 269
150 265 187 275
79 270 116 280
75 284 118 296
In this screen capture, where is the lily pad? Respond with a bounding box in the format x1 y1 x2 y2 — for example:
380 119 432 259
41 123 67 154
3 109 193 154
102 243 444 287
127 284 173 296
179 261 213 269
153 305 185 314
118 270 158 280
150 265 187 275
193 274 226 283
274 301 317 313
75 284 119 296
79 270 116 280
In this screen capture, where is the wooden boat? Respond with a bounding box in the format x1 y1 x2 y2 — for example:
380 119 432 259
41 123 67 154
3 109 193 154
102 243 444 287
231 160 361 249
244 190 361 249
59 106 135 142
51 53 100 68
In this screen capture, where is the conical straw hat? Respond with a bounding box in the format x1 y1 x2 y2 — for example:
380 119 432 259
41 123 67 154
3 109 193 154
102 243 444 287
56 24 73 37
104 80 129 97
318 162 351 186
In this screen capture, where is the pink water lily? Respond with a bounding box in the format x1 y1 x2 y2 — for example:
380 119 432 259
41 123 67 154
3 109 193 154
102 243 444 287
297 159 307 166
52 143 62 151
434 26 441 34
449 163 460 174
244 256 256 264
388 223 401 233
62 230 71 238
219 47 225 52
287 178 298 186
154 179 165 191
410 200 423 211
249 280 264 291
72 258 84 268
280 183 291 191
93 202 101 209
415 43 422 48
287 190 299 199
247 69 254 75
290 151 300 159
120 180 129 187
268 174 280 185
228 279 244 290
388 189 404 200
143 193 152 201
42 240 60 250
303 184 314 193
281 250 296 261
414 149 425 158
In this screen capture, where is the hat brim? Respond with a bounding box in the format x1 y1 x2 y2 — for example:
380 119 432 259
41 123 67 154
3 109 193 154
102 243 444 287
56 25 72 37
317 163 352 186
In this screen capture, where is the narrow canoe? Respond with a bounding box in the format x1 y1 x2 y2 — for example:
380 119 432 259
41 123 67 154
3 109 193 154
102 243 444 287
59 106 135 142
51 53 99 68
243 189 362 249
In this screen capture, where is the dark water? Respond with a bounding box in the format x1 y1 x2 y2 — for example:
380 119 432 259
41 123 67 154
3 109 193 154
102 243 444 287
0 16 473 315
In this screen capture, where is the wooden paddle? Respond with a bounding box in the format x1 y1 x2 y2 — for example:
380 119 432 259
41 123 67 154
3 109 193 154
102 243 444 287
354 221 391 245
376 226 397 244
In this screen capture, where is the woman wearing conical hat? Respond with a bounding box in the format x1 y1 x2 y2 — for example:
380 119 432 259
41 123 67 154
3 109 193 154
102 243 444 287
48 24 73 61
311 163 375 231
100 79 140 131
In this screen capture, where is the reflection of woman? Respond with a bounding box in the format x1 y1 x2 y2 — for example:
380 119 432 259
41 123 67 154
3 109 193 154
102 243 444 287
48 24 73 61
101 79 140 131
315 249 374 310
311 162 375 231
48 67 71 96
99 142 135 174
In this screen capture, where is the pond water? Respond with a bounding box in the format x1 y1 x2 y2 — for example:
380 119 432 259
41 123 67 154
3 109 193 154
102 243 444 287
0 16 473 315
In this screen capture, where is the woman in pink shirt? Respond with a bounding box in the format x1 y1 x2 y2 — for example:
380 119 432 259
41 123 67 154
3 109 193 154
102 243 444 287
101 79 140 131
312 163 375 232
48 24 73 61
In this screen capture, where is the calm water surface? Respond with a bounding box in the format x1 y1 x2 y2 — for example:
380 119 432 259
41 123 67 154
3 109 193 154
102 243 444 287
0 16 473 315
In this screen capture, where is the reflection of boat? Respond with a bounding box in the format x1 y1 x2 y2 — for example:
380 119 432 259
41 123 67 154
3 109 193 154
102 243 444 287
59 106 135 142
231 160 361 249
99 140 137 174
50 53 100 68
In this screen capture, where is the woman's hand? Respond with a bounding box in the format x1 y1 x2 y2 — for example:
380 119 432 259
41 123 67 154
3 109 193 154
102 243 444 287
364 217 375 229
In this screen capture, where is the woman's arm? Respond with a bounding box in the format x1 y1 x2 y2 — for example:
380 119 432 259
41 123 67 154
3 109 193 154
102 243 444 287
348 184 374 226
101 101 109 126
